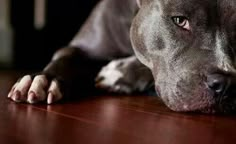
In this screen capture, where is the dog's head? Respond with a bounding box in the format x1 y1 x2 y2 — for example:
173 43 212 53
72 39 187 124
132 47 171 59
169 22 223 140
130 0 236 113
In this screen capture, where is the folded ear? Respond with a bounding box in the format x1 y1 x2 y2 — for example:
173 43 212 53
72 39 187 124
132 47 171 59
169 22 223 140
136 0 141 8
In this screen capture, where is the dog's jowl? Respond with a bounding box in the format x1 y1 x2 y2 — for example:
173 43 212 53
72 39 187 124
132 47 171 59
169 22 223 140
8 0 236 114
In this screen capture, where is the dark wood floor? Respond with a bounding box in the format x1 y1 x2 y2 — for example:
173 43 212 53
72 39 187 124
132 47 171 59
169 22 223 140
0 71 236 144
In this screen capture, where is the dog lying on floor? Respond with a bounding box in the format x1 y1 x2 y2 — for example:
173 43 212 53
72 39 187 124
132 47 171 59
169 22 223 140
7 0 236 114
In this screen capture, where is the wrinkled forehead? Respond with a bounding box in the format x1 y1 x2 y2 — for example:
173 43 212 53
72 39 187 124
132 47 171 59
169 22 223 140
156 0 236 22
159 0 216 15
219 0 236 22
159 0 236 13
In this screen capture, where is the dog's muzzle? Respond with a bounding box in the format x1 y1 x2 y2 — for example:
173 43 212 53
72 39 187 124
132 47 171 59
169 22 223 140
206 73 236 113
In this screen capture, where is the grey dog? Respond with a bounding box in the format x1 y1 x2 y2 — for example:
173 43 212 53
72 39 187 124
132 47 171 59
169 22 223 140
8 0 236 114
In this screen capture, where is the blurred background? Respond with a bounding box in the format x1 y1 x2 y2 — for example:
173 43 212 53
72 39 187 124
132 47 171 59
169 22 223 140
0 0 99 71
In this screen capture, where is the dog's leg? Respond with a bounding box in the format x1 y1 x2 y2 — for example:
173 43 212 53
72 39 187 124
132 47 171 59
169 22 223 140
8 47 108 104
8 0 139 104
96 56 154 94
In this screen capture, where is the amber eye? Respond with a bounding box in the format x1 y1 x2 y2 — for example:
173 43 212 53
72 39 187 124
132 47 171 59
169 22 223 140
172 16 190 31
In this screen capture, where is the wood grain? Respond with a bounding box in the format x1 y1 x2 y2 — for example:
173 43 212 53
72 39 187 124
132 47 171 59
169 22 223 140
0 71 236 144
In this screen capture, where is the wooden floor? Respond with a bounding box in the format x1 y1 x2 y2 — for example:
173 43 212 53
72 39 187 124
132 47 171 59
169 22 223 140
0 71 236 144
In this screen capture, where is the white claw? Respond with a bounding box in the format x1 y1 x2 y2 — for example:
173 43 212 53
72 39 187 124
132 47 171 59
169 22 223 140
47 80 62 104
8 82 18 98
47 92 54 104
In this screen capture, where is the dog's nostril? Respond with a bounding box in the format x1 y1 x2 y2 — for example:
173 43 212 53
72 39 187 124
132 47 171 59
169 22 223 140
207 74 229 94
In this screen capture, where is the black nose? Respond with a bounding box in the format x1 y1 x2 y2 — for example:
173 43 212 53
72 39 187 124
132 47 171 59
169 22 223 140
207 74 230 94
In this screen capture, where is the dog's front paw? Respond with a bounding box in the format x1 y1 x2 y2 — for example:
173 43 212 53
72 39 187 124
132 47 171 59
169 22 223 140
96 59 133 93
8 74 63 104
96 56 153 94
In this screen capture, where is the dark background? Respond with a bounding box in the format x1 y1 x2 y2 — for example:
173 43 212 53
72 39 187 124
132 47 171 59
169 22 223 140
10 0 99 70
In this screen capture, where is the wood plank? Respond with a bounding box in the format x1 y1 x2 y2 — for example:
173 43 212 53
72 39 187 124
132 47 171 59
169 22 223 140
0 71 236 144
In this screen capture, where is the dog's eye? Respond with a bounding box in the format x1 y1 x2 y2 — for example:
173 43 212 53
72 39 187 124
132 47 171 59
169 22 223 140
172 16 190 31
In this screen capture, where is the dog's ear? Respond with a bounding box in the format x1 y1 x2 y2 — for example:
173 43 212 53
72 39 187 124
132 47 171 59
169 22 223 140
136 0 141 8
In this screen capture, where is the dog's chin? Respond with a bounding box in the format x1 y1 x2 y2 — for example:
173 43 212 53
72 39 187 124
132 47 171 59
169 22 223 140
157 85 236 114
212 98 236 114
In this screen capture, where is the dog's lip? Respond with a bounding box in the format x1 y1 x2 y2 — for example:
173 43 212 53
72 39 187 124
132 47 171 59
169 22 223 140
196 107 217 114
213 96 236 114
